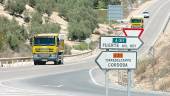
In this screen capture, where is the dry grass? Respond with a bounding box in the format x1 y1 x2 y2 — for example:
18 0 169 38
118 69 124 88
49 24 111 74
136 58 152 75
158 79 170 91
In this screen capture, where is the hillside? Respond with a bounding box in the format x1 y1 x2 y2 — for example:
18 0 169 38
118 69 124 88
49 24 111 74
0 0 99 57
135 19 170 91
0 0 143 57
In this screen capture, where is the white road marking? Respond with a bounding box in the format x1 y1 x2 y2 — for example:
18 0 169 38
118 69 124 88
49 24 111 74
89 67 103 87
57 84 63 87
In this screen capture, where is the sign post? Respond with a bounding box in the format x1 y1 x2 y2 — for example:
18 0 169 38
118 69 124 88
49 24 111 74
128 69 131 96
105 70 109 96
96 29 144 96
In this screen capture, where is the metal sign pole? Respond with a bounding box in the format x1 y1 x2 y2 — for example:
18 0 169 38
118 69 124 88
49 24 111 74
127 69 131 96
105 70 109 96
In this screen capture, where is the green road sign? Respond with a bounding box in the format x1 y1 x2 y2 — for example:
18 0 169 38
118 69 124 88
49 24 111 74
113 37 126 43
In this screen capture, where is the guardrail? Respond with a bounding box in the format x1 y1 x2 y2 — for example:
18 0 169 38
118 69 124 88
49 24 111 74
0 57 32 67
0 50 94 67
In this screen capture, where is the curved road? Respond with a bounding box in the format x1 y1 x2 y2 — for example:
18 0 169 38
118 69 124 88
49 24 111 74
1 0 170 96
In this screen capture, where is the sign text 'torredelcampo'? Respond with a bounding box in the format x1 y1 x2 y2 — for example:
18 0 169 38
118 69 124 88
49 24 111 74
95 51 137 69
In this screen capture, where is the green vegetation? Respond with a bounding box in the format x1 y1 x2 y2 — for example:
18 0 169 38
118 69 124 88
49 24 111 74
0 17 28 51
30 12 60 34
136 58 152 75
0 0 120 54
73 41 98 51
0 0 4 4
0 32 5 50
5 0 27 15
93 0 121 9
3 0 137 41
97 9 107 23
35 0 56 15
31 12 42 25
56 0 98 41
73 42 88 51
89 41 98 50
64 44 72 55
30 23 60 34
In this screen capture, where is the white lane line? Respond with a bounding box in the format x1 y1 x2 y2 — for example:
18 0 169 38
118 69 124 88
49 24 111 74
57 85 63 88
0 82 71 96
41 84 49 87
89 67 103 87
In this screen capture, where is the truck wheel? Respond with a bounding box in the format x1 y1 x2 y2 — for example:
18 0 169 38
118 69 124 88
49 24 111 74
54 61 58 65
34 61 39 65
60 59 64 65
58 60 61 65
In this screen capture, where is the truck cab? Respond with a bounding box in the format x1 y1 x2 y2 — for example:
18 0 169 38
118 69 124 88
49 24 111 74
130 16 144 28
31 33 64 65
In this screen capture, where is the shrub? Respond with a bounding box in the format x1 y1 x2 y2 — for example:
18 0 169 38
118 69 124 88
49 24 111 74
159 79 170 91
97 9 108 23
135 58 152 75
0 17 28 51
24 16 30 23
35 0 56 16
8 33 20 51
57 0 98 41
64 44 72 55
30 23 60 34
0 0 4 4
27 0 36 7
89 41 98 50
73 42 88 50
0 32 5 50
5 0 27 15
68 21 91 41
31 12 42 25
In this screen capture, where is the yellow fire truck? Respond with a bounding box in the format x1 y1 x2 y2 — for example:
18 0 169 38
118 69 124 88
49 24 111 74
31 33 64 65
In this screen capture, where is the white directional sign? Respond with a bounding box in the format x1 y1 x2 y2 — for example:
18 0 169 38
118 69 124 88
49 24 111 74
100 36 143 50
95 51 137 69
123 28 144 38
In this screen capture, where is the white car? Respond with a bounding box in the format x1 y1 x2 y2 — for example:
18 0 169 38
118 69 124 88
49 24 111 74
142 11 150 18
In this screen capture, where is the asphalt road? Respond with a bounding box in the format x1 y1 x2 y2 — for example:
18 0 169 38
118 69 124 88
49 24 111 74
4 68 168 96
1 0 170 96
139 0 170 55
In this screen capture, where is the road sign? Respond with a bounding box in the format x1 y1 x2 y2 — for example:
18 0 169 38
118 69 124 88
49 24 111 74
123 28 144 38
107 5 123 20
95 51 137 69
100 36 144 50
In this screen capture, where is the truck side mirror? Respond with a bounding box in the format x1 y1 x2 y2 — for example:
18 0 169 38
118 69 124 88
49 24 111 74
30 38 33 45
57 38 60 45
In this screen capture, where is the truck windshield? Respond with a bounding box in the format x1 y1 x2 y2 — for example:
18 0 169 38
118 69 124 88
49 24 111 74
131 19 142 23
34 36 55 46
